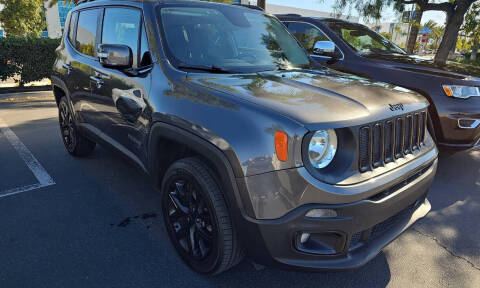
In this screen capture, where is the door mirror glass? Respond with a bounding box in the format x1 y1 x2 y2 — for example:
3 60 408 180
313 41 336 57
98 44 133 69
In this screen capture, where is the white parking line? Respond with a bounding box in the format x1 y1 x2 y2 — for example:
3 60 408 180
0 117 55 198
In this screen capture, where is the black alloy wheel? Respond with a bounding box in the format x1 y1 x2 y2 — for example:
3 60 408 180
59 99 77 153
165 175 216 261
161 157 243 274
58 97 96 157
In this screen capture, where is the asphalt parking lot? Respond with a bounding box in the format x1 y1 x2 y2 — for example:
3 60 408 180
0 91 478 288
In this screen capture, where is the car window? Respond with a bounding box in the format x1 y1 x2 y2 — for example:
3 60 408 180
102 8 141 67
76 9 101 57
286 22 329 54
325 21 406 55
68 12 78 45
158 6 311 73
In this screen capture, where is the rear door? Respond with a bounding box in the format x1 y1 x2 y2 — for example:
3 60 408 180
61 11 78 98
89 6 152 163
68 8 103 125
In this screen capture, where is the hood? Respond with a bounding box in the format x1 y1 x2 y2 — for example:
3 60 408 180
187 70 429 129
364 54 480 81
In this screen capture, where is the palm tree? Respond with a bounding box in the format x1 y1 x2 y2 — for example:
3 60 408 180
422 20 445 53
431 26 445 52
393 24 407 45
423 20 438 31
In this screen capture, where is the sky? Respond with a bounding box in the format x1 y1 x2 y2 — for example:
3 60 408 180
267 0 447 26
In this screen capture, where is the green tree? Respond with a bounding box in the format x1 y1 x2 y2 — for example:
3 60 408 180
332 0 479 65
423 19 436 30
456 36 470 51
463 2 480 60
0 0 46 37
381 32 392 40
393 24 407 45
423 20 444 52
406 5 423 54
430 25 445 51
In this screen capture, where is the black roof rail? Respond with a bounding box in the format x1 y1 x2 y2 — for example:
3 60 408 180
275 13 302 17
232 4 264 11
77 0 96 5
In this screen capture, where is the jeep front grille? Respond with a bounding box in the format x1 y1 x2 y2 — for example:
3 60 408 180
359 110 428 172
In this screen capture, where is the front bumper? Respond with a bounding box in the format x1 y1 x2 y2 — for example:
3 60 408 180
238 153 437 271
436 98 480 149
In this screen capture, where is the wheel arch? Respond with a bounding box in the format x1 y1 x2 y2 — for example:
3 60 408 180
147 121 255 218
51 75 69 106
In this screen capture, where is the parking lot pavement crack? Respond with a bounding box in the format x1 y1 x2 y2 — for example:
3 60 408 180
413 228 480 271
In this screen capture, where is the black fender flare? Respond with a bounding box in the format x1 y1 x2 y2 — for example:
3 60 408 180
147 121 255 218
51 75 79 120
51 75 69 104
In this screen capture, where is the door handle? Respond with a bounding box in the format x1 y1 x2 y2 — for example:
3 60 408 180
62 63 73 75
89 75 104 89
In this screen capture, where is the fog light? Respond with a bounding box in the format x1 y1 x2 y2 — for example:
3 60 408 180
300 232 310 244
305 209 337 218
295 232 343 255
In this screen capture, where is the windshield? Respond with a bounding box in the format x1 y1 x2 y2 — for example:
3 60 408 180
158 5 311 73
325 21 406 56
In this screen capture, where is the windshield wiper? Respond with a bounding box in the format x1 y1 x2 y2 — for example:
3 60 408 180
177 64 235 74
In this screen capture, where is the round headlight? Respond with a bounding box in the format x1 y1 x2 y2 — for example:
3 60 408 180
308 130 337 169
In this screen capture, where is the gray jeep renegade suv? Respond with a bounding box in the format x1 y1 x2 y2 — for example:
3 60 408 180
51 0 438 275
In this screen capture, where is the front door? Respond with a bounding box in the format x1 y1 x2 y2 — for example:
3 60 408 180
90 7 152 162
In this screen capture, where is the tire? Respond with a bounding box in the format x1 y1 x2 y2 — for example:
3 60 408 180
58 97 96 157
161 157 243 275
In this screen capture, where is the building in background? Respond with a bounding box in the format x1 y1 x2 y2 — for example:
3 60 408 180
245 1 358 21
43 0 75 38
263 3 359 22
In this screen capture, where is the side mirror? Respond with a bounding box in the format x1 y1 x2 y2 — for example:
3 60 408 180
313 41 337 57
98 44 133 69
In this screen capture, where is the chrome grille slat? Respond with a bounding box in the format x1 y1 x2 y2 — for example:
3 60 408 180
358 110 428 172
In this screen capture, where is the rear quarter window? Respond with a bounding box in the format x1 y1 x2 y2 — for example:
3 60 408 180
75 9 101 57
68 12 78 45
